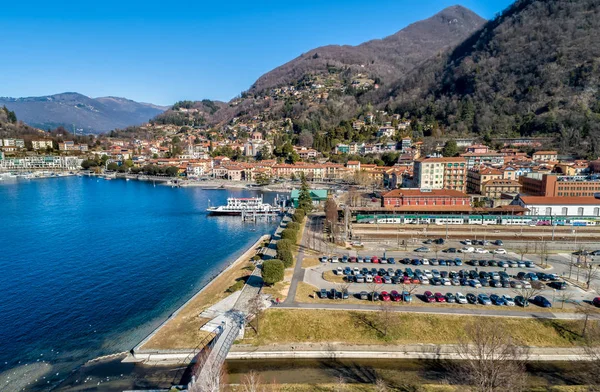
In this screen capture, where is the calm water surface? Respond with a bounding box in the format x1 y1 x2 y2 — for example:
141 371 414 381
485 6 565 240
0 177 279 391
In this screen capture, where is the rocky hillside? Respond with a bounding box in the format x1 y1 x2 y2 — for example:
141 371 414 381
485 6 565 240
390 0 600 156
249 5 485 94
0 93 168 133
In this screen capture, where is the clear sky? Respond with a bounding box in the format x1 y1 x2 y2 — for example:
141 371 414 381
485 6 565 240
0 0 514 105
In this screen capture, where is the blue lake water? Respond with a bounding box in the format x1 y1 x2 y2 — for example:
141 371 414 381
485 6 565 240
0 177 280 390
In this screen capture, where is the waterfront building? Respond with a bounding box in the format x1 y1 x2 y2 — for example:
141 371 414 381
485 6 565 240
290 189 328 208
0 155 83 170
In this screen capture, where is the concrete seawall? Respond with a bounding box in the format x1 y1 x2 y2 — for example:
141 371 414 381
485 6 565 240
131 234 271 361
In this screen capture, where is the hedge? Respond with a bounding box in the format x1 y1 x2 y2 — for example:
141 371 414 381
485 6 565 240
287 222 300 231
280 228 297 243
262 259 285 285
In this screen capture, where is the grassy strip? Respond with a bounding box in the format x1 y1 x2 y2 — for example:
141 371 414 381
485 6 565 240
248 308 588 347
142 259 256 350
322 270 346 284
302 256 321 268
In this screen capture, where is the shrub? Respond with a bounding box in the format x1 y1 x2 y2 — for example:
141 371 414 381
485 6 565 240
277 239 293 252
262 259 285 285
287 222 300 231
226 279 245 293
280 228 297 243
277 248 294 268
251 255 261 261
292 209 305 223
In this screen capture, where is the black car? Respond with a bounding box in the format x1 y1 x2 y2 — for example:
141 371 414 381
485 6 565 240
515 295 529 307
431 277 442 286
493 240 504 246
446 293 456 303
320 288 328 298
445 247 457 253
341 289 349 300
479 278 490 287
533 295 552 308
423 239 433 244
536 272 550 281
478 259 489 267
434 238 445 245
549 281 568 290
329 289 338 299
489 279 502 288
402 258 411 265
466 293 477 304
488 260 498 267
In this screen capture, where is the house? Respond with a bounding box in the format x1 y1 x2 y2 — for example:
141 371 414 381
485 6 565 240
32 140 54 150
513 195 600 217
346 161 361 171
466 166 503 194
335 144 350 154
377 126 396 138
532 151 558 162
480 179 522 200
290 189 328 208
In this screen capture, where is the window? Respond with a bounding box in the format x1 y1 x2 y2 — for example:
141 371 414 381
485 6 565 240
578 207 584 216
594 207 600 217
562 207 568 215
545 207 552 215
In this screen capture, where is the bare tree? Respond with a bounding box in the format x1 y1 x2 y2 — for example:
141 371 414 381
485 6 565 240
246 294 265 336
367 282 381 302
403 283 420 295
576 303 600 338
240 370 266 392
585 266 600 291
334 375 347 392
454 319 528 392
582 322 600 390
378 301 394 338
516 243 530 262
556 290 575 309
189 351 226 392
538 241 550 268
511 285 543 302
337 282 350 300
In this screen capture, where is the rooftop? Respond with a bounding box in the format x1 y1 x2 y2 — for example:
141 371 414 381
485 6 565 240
383 189 469 198
519 196 600 205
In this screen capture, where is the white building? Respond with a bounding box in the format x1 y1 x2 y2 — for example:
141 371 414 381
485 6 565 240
0 156 83 170
377 126 396 138
32 140 54 150
514 195 600 216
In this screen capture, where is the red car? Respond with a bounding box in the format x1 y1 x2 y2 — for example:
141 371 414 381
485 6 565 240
424 291 435 303
411 277 421 284
434 292 446 302
373 275 383 284
391 290 401 302
380 291 391 301
593 297 600 307
402 276 411 284
371 256 380 263
349 256 357 263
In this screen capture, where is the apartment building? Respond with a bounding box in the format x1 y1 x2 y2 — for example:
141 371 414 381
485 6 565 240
413 157 467 192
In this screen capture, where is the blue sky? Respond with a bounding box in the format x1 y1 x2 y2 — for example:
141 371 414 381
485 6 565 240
0 0 513 105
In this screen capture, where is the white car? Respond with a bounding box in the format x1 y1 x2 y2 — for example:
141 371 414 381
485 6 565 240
420 276 430 285
521 280 532 289
475 248 489 254
421 258 430 265
463 239 472 245
353 267 360 275
502 295 516 306
494 248 507 254
357 257 364 263
365 274 373 283
424 269 433 279
456 292 468 304
442 278 451 286
321 256 329 263
381 258 388 264
331 256 339 263
461 247 475 253
336 267 343 275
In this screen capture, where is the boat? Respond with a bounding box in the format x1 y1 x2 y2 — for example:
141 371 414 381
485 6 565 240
207 196 280 216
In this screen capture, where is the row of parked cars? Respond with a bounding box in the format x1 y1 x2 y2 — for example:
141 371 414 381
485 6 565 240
323 255 537 270
336 266 568 290
319 288 552 307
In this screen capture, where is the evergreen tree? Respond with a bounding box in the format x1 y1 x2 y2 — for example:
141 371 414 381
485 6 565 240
298 175 313 212
442 139 459 157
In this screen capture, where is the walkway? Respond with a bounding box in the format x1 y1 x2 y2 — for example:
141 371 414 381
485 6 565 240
283 214 319 305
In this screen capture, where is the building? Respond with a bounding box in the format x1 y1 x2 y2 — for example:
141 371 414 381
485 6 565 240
244 140 271 157
335 144 350 154
0 155 83 170
480 179 522 200
413 157 467 192
1 139 25 148
513 195 600 216
381 189 471 210
466 166 503 194
400 137 412 152
460 152 505 169
58 141 88 152
519 173 600 197
465 144 489 154
377 126 396 138
532 151 558 162
32 140 54 150
290 189 328 208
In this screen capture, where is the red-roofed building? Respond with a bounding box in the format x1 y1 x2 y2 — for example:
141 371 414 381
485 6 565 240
382 189 471 209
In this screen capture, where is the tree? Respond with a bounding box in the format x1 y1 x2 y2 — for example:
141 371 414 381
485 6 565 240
292 209 305 223
325 197 338 241
280 228 297 243
377 301 394 338
166 166 179 177
442 139 458 157
261 259 285 285
576 303 600 338
585 266 600 290
453 319 528 392
256 145 273 161
516 243 530 262
240 370 266 392
298 130 314 148
298 175 313 212
255 172 271 186
106 162 119 171
367 282 381 302
277 247 294 268
246 295 265 337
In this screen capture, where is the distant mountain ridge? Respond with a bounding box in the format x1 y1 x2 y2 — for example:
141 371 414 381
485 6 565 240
0 92 168 133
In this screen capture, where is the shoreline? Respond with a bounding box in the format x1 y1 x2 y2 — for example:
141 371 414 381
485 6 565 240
131 233 272 357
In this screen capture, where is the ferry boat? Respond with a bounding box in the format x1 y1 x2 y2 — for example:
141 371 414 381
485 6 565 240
207 196 280 216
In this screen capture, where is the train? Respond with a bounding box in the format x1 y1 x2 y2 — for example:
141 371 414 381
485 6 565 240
355 213 600 226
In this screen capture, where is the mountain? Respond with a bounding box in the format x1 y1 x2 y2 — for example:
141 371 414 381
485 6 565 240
249 5 485 94
390 0 600 156
0 93 168 133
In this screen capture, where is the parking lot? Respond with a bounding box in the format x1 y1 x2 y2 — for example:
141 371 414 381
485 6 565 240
303 251 591 309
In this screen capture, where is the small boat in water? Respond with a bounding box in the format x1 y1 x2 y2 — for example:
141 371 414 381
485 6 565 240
207 196 280 216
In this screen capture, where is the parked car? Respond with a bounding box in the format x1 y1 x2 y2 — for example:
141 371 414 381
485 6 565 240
502 295 516 306
373 275 383 284
423 239 433 244
550 281 568 290
434 292 446 302
402 291 413 302
475 248 489 254
420 276 430 285
381 258 388 264
478 294 492 305
441 277 452 286
372 291 380 301
466 293 477 304
371 256 380 263
342 255 349 263
490 294 506 306
593 297 600 307
329 289 338 299
423 291 435 302
493 240 504 246
434 238 445 245
380 291 391 301
463 240 472 245
455 292 468 304
521 281 532 289
446 293 456 303
415 247 430 253
431 277 442 286
320 288 328 298
445 248 458 253
357 257 364 263
343 267 352 275
498 261 509 268
355 274 365 283
331 256 339 263
320 256 329 263
365 274 374 283
341 289 349 300
383 276 392 284
460 247 475 253
532 295 552 308
391 290 401 302
360 291 369 300
469 279 482 288
388 257 396 264
515 295 529 307
336 267 343 275
349 256 357 263
494 248 507 254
